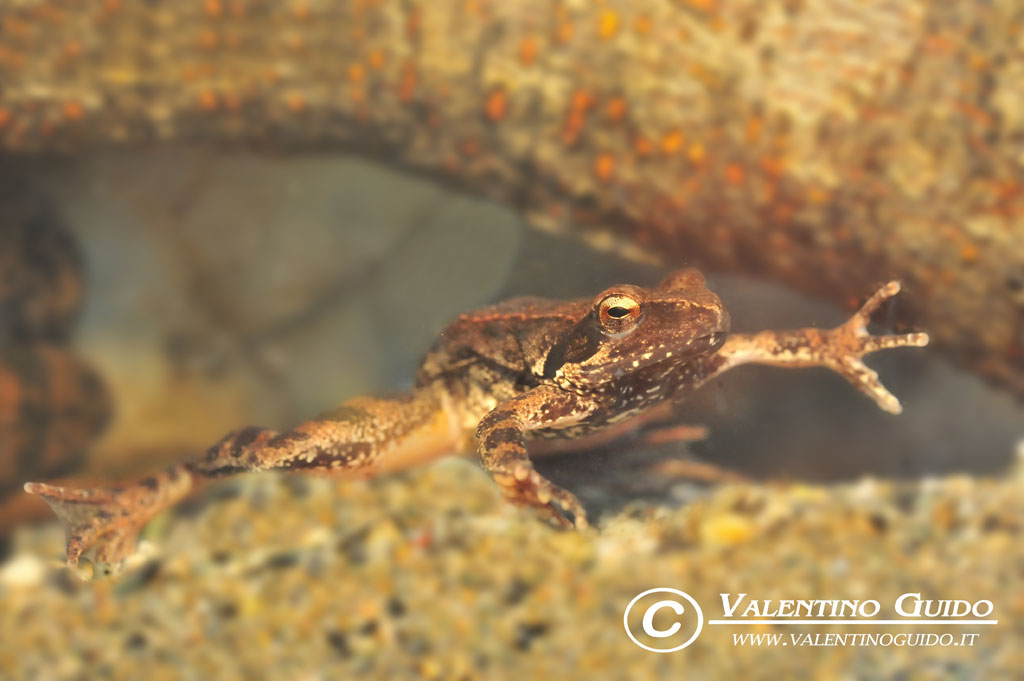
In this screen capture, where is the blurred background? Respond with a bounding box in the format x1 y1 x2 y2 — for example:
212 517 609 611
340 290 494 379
1 0 1023 678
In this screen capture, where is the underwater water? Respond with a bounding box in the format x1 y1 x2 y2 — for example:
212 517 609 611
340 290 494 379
2 1 1023 679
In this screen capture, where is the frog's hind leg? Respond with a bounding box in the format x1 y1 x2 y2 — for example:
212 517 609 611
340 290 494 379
709 281 929 414
25 390 463 574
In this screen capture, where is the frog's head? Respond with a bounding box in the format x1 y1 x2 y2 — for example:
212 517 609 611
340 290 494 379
543 269 729 386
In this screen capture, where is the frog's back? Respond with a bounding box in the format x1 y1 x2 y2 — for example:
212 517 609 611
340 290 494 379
415 296 588 386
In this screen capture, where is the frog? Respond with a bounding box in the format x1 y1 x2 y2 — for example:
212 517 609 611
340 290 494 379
26 269 928 574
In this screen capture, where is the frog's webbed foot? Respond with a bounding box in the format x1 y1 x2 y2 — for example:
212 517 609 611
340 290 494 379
24 466 193 575
24 482 145 573
823 281 929 414
491 463 589 530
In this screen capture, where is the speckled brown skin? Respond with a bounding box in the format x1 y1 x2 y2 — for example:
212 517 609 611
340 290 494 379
0 0 1020 396
26 270 926 573
0 186 111 525
0 190 83 345
0 344 110 499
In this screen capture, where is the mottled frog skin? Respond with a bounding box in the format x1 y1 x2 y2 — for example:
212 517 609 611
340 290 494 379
0 198 84 345
27 269 928 575
0 191 110 518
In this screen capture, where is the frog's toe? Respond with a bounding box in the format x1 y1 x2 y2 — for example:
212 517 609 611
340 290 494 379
492 468 588 530
859 332 930 354
547 486 588 530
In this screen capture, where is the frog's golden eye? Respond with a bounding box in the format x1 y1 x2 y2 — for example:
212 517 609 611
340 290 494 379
597 294 642 332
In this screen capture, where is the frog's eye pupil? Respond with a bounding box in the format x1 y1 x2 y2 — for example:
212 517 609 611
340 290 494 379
597 293 641 329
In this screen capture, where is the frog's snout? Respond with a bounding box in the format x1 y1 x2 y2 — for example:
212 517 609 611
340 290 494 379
691 331 727 355
711 302 731 336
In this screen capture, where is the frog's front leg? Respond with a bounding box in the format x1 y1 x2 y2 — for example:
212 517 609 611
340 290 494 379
710 281 929 413
476 386 594 529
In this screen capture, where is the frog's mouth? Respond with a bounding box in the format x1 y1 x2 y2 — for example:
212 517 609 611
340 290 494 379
628 331 727 374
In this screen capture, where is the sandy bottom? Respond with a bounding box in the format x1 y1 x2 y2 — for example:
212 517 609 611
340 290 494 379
1 457 1021 680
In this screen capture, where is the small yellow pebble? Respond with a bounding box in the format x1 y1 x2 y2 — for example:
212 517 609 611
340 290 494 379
417 657 443 680
0 554 45 588
701 512 756 546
